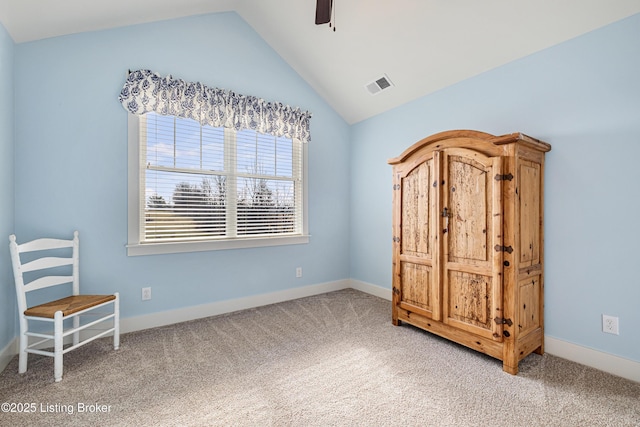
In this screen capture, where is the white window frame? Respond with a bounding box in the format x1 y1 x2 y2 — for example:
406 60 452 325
127 115 309 256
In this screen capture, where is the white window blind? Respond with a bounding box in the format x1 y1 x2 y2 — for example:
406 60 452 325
139 112 303 244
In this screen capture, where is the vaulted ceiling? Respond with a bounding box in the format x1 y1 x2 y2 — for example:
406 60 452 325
2 0 639 123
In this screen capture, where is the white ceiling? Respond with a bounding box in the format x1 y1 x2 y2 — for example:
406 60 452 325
2 0 640 124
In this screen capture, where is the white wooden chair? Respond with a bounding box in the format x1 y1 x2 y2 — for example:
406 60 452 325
9 231 119 382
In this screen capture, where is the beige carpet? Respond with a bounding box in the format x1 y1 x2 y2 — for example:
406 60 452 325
0 289 638 426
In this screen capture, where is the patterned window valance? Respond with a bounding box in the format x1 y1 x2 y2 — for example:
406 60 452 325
118 69 312 143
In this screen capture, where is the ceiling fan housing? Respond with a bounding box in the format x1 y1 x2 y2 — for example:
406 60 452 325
315 0 333 25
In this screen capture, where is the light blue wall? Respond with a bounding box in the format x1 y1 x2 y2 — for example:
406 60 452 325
0 23 15 352
13 13 350 319
350 14 640 362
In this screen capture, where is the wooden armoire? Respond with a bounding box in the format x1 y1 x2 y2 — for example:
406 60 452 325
388 130 551 374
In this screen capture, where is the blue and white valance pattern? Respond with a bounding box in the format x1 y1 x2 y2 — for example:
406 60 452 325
118 69 312 143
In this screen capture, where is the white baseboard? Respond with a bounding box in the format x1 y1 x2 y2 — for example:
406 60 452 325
121 279 352 333
349 279 392 301
0 337 17 374
544 336 640 383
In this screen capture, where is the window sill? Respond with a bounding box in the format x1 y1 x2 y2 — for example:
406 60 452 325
126 235 310 256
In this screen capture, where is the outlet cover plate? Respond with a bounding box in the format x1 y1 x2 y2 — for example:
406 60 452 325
602 314 619 335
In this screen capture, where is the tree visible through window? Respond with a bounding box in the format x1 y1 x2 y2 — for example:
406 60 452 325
139 113 303 243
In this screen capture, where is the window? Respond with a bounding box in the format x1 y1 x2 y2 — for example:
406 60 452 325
127 113 308 256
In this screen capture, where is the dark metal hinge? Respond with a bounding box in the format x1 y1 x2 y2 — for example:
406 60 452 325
393 184 400 190
494 173 514 181
494 316 513 327
494 244 514 254
392 287 400 296
393 236 400 243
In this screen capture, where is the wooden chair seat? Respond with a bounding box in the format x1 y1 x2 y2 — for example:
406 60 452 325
24 295 116 318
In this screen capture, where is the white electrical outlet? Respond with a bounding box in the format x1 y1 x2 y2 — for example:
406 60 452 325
296 267 303 278
602 314 619 335
142 287 152 301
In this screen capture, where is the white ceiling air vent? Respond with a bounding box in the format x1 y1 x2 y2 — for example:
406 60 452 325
365 74 394 95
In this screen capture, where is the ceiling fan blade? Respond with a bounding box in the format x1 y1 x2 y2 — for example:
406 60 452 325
315 0 333 25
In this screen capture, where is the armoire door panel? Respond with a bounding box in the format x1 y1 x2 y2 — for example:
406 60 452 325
519 160 541 268
447 270 493 330
399 262 433 312
401 161 433 258
518 276 541 336
445 155 492 264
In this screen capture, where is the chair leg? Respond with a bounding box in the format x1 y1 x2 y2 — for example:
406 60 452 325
73 316 80 346
54 311 63 382
18 330 28 374
113 292 120 350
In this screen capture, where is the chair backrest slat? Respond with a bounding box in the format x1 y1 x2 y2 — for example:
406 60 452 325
24 275 74 292
17 238 74 253
20 256 74 273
